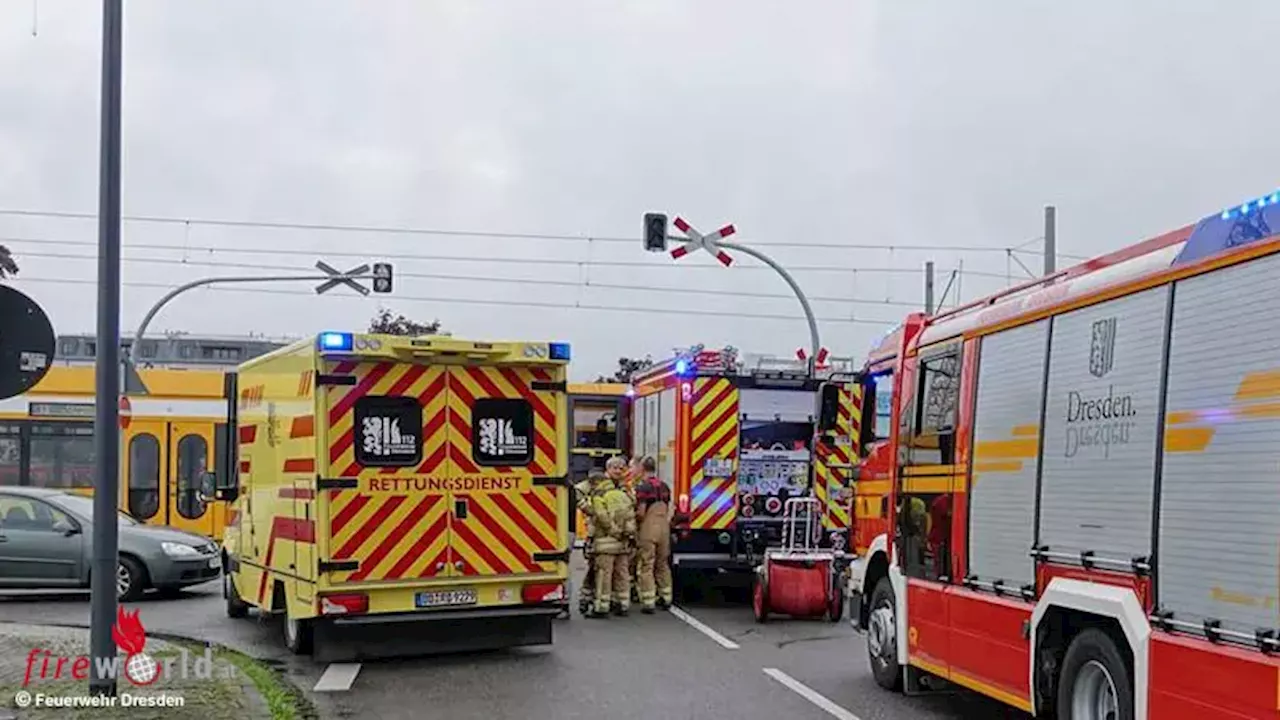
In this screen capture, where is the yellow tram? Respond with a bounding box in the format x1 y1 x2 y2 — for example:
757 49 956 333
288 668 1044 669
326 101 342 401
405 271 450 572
0 365 233 539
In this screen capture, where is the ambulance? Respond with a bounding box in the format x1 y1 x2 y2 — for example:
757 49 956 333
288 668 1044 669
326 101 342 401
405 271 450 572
216 332 572 660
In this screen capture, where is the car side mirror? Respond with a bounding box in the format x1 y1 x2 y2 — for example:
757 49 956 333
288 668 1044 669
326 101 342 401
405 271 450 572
52 519 79 537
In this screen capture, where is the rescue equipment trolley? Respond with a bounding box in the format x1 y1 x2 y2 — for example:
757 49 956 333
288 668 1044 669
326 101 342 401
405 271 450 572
752 497 843 622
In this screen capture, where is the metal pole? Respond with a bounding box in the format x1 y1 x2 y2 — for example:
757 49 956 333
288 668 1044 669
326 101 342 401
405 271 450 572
718 241 820 369
124 273 379 382
90 0 123 697
924 260 935 314
1044 205 1057 275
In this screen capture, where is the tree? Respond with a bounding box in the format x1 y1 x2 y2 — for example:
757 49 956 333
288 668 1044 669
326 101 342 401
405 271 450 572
596 355 654 384
368 307 441 336
0 245 17 279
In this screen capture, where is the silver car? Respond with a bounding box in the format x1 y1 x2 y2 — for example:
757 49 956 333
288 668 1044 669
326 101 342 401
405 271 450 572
0 487 221 601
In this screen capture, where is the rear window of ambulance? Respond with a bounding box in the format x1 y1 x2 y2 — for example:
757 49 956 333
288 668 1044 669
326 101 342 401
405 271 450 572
355 396 423 467
472 398 534 466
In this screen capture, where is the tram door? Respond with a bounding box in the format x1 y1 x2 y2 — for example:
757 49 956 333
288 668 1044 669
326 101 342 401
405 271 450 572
165 422 216 538
123 420 167 526
123 421 219 538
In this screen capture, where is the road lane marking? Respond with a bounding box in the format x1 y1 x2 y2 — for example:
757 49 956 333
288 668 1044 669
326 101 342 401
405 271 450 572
762 668 861 720
313 662 362 692
669 605 740 650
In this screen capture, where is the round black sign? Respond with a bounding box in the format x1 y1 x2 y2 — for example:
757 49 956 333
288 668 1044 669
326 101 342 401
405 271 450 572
0 285 55 400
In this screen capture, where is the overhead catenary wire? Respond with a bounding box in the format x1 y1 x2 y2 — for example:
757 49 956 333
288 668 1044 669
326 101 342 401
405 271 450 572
0 207 1048 256
10 249 933 310
1 235 1018 281
11 275 902 326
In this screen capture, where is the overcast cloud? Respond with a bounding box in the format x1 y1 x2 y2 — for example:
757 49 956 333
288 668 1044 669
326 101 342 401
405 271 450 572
2 1 1277 379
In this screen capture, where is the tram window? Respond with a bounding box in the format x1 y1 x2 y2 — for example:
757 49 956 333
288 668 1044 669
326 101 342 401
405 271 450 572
128 434 161 520
29 424 94 489
175 435 208 519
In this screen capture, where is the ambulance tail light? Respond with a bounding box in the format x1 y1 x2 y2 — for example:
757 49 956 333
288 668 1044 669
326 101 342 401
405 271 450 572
319 593 369 616
522 583 565 604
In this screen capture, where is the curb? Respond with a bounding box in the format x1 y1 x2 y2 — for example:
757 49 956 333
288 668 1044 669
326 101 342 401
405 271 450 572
0 621 319 720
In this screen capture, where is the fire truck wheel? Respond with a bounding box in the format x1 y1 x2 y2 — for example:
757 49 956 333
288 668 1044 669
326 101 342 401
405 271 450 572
223 571 248 619
1056 628 1134 720
281 610 313 655
867 577 901 691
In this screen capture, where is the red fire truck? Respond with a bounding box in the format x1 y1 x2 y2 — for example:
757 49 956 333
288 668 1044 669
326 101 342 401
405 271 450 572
845 193 1280 719
630 346 861 580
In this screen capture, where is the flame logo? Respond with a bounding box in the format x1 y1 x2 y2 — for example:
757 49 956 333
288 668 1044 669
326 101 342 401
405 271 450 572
111 607 147 655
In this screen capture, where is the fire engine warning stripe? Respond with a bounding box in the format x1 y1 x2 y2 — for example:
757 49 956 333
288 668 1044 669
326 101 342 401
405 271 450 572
334 495 406 559
464 501 543 573
330 365 447 486
448 369 558 476
451 516 518 575
348 494 443 581
328 362 394 426
385 513 449 580
330 494 371 535
488 493 557 551
689 378 739 531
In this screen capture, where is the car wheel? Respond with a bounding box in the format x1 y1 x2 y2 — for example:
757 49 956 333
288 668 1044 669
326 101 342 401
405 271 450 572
867 577 902 691
281 609 313 655
117 556 146 602
224 572 249 619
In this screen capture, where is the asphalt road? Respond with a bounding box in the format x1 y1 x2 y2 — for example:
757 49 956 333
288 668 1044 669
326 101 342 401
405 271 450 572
0 571 1033 720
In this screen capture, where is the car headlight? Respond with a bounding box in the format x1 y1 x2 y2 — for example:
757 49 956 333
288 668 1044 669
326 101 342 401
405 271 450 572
161 542 202 558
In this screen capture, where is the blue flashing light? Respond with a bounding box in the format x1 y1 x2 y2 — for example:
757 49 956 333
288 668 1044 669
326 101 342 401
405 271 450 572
1221 209 1232 220
549 342 571 361
675 359 688 375
319 332 353 352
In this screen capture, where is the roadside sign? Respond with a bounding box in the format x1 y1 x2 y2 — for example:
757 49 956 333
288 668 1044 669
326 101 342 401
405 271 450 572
0 285 55 401
314 260 372 296
669 217 736 267
118 395 132 429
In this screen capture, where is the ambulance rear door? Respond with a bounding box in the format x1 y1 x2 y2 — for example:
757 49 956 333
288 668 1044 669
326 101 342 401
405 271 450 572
320 358 454 585
445 364 566 579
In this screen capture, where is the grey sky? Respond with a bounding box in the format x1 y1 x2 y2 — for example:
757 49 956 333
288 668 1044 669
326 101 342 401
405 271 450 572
2 1 1277 379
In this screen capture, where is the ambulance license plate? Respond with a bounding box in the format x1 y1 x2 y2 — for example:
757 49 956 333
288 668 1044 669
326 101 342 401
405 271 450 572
415 589 477 608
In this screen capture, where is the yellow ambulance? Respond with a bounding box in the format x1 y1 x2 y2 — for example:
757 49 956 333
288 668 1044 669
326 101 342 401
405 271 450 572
215 332 571 659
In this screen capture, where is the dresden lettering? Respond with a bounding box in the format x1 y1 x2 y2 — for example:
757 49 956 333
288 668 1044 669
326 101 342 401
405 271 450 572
365 475 523 493
1063 384 1138 459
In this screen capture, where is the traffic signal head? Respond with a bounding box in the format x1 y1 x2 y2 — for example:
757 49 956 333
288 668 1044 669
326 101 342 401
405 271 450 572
643 213 668 252
372 262 393 293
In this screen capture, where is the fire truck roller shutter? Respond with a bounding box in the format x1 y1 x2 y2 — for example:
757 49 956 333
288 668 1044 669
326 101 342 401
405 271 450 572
968 319 1048 590
738 389 815 424
1038 286 1171 566
1159 252 1280 637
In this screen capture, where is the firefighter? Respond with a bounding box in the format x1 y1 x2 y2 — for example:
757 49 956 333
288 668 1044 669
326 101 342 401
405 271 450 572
605 455 639 602
588 468 636 617
574 469 610 615
633 455 673 613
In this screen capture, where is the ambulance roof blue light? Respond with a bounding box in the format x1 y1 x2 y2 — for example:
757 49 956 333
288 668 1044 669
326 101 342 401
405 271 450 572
549 342 571 360
319 332 353 351
1220 188 1280 220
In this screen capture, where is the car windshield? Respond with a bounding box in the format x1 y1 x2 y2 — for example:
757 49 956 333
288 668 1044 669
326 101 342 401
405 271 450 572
54 494 138 526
